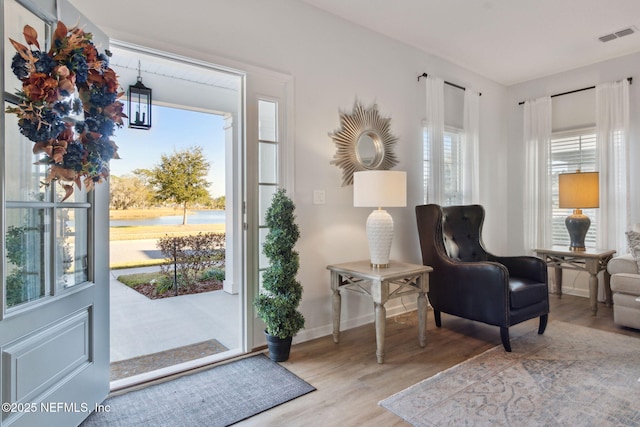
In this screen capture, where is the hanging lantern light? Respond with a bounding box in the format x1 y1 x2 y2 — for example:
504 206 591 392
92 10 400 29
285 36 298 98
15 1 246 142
128 61 152 130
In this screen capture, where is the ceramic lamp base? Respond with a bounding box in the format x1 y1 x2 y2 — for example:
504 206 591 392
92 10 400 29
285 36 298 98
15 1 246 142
366 209 394 268
565 209 590 252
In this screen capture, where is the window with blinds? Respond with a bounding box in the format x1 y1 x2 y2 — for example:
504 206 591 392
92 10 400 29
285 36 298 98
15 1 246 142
550 129 597 247
423 127 463 205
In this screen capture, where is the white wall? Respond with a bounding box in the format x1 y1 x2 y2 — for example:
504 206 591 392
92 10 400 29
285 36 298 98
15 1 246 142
506 52 640 296
67 0 508 341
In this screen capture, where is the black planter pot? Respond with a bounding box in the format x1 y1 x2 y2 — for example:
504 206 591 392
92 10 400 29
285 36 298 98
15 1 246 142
265 331 292 362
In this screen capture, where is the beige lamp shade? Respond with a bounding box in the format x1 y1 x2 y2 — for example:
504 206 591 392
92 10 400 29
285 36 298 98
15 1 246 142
559 171 599 209
353 170 407 208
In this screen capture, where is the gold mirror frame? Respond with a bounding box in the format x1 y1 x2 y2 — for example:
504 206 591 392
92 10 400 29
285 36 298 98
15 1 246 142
329 102 399 186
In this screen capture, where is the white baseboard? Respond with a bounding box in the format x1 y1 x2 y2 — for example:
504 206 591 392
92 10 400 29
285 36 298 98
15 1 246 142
293 301 419 345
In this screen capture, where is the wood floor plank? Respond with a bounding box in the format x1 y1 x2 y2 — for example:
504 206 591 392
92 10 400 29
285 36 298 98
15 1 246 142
237 295 640 426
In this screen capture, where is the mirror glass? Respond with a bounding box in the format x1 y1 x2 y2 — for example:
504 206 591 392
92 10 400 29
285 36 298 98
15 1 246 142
356 132 382 168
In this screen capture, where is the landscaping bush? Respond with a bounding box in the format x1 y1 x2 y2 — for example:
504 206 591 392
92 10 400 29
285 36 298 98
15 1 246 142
201 267 225 282
157 232 225 289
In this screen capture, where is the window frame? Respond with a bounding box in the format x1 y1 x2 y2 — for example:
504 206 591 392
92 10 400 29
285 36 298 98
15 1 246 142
423 125 464 205
550 128 598 248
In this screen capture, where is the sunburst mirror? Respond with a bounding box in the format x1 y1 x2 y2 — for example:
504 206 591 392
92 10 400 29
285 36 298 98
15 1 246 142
329 102 399 186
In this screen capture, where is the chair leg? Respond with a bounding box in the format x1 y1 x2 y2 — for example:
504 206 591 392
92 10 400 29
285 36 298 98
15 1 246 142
434 310 442 327
500 327 512 352
538 314 548 335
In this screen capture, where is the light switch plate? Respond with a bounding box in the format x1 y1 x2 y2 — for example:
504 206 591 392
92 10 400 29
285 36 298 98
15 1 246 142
313 190 326 205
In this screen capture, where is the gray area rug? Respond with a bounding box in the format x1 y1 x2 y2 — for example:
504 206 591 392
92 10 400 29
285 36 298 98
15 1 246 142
380 321 640 426
82 354 315 426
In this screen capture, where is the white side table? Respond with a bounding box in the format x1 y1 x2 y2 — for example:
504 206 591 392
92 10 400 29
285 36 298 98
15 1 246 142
327 260 432 364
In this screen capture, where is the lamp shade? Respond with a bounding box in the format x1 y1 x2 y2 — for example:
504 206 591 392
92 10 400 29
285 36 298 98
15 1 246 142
353 170 407 208
558 171 599 209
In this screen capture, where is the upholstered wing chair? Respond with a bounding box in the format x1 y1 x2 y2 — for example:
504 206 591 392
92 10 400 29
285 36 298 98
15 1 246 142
415 204 549 351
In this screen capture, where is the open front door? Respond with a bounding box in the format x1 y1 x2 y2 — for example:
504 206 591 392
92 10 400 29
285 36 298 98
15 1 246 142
1 1 109 425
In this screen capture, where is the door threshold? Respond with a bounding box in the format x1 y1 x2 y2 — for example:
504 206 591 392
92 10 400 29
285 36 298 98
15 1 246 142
109 348 244 395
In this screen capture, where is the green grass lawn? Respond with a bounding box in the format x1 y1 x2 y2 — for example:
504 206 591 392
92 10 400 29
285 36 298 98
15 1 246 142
110 223 225 241
117 272 164 287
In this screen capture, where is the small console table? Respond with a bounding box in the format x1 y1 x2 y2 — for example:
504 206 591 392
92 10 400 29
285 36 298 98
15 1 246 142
534 246 616 316
326 260 432 364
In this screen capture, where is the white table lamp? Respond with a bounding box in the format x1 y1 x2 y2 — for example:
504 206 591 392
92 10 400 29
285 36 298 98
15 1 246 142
353 170 407 268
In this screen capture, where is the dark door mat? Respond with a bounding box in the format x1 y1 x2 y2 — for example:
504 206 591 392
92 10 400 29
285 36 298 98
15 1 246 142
87 354 315 427
110 339 228 381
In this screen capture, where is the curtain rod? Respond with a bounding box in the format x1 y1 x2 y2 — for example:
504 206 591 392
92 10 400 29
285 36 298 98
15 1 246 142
517 77 633 105
417 73 482 96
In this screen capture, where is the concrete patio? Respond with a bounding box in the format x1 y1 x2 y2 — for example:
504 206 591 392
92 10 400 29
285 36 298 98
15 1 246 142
109 266 240 363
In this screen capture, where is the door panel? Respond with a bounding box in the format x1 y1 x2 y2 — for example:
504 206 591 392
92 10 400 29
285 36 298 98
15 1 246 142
4 310 89 404
0 1 109 425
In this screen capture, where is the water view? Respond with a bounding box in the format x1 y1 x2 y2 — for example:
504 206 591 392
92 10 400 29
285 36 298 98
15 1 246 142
110 210 225 227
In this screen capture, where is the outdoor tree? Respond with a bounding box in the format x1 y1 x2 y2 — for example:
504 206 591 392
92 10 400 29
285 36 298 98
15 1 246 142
110 175 153 209
148 146 211 224
210 195 226 210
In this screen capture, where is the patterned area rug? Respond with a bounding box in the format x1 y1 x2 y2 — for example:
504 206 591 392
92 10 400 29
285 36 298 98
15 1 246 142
110 339 228 381
380 321 640 426
83 354 315 427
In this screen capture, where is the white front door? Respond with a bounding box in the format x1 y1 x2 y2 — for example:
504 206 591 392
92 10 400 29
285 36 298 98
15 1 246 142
1 1 109 425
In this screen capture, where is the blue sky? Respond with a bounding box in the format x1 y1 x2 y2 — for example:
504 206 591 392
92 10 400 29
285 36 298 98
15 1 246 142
110 105 226 197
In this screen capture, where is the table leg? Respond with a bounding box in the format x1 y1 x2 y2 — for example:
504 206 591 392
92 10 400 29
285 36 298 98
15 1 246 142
417 291 427 348
331 272 341 343
554 266 563 298
375 302 386 364
588 272 598 316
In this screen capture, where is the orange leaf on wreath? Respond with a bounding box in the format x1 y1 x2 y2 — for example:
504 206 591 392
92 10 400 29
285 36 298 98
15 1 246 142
23 25 40 49
52 21 69 46
33 141 52 156
61 184 74 202
9 38 29 55
51 145 67 164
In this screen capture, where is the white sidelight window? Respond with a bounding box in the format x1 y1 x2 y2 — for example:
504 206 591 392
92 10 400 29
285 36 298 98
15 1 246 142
257 99 279 290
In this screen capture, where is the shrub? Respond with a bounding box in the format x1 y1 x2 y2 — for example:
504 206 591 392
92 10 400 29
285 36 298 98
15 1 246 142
154 275 178 294
201 267 225 282
157 232 225 288
254 189 305 339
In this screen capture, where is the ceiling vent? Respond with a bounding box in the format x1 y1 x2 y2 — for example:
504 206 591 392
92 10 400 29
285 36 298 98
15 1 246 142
599 26 636 42
599 33 618 42
615 28 635 38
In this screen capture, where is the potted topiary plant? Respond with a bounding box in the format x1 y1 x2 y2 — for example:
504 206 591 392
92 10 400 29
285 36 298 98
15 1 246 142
254 188 305 362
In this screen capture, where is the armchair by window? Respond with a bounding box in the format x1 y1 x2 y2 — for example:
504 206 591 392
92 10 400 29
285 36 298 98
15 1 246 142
415 204 549 351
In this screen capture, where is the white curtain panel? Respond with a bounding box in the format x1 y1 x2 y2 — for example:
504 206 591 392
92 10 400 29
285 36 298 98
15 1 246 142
523 96 552 253
425 76 445 204
462 89 480 204
596 79 630 255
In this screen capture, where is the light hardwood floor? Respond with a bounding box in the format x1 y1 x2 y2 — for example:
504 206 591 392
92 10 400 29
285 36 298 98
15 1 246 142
237 294 640 426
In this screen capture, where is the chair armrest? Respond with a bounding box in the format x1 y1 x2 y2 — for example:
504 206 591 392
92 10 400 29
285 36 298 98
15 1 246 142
435 259 510 301
431 260 510 326
608 254 639 275
488 255 547 283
